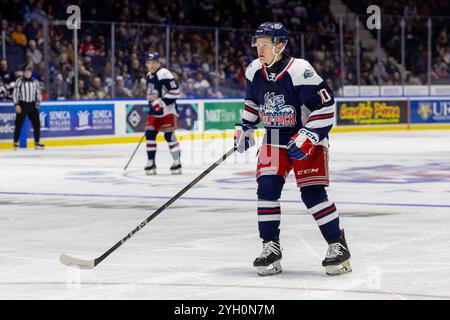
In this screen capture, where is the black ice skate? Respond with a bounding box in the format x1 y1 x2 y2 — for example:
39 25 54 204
253 240 282 276
170 160 182 175
13 142 19 150
34 142 45 150
145 160 156 175
322 229 352 275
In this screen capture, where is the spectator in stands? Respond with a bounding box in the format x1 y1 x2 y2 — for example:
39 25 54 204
129 58 142 82
4 0 448 100
96 35 107 58
64 42 74 65
392 72 401 85
133 77 147 97
77 64 91 88
86 76 109 99
74 79 87 99
0 59 15 85
405 71 421 85
1 19 13 45
193 71 210 97
319 13 337 36
437 26 448 48
25 20 40 41
55 61 74 99
179 71 192 95
183 79 197 98
384 56 400 77
11 23 27 47
26 40 43 65
207 77 224 98
344 72 355 85
432 56 449 80
23 0 49 23
115 76 132 98
443 46 450 66
80 35 97 57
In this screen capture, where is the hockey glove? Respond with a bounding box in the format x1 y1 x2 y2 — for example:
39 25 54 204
234 123 256 153
287 128 319 160
151 98 166 111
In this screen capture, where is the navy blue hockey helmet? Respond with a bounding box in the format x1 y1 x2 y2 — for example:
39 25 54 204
252 22 289 48
147 52 160 61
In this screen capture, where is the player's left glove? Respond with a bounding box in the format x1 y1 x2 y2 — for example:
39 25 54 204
286 128 319 160
151 98 166 111
234 123 256 153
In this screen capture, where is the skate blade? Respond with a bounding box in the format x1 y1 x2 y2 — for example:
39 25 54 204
256 261 282 276
325 259 352 275
170 169 182 175
145 170 157 175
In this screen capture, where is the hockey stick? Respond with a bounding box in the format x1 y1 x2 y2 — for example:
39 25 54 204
60 146 237 269
123 133 146 171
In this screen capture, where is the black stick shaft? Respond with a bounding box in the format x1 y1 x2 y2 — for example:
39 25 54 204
94 146 237 267
124 133 146 171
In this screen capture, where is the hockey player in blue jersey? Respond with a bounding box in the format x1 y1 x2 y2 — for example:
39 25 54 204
234 22 351 276
144 52 182 175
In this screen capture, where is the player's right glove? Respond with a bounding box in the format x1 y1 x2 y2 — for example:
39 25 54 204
151 98 166 112
234 123 256 153
286 128 319 160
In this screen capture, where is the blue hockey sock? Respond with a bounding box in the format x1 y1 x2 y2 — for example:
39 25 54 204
257 200 281 240
164 132 180 161
301 186 341 243
146 130 158 160
257 175 284 241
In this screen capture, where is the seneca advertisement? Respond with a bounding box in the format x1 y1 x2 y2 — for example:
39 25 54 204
0 104 114 140
410 100 450 123
336 100 408 126
38 104 115 137
0 106 16 140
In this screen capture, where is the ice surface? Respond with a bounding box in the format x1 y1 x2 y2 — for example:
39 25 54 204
0 130 450 299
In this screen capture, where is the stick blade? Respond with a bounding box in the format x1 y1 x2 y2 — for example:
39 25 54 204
60 254 96 269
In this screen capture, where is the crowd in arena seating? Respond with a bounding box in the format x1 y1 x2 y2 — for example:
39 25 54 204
342 0 450 84
0 0 449 100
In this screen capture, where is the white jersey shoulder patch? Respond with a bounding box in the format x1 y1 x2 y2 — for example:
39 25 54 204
156 68 175 81
245 59 262 82
288 58 323 86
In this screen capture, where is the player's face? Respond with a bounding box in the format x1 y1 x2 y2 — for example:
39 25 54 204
255 37 275 65
146 60 159 73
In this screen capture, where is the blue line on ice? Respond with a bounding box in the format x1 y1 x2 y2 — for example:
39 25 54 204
0 191 449 208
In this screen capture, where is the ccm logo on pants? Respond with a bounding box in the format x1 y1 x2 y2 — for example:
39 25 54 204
297 168 319 175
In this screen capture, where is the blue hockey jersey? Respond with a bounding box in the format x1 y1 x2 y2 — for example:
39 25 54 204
146 67 181 117
242 57 336 147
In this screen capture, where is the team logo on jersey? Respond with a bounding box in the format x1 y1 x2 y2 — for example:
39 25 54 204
303 68 315 79
268 72 277 81
259 92 296 127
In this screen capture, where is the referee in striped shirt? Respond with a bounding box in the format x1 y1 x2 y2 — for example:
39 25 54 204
13 63 44 149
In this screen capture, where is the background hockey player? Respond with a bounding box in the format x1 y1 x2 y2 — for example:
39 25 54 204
0 81 15 101
234 22 351 276
144 52 182 175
